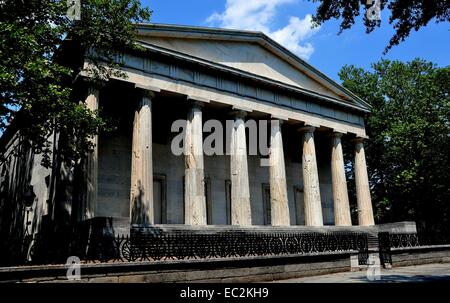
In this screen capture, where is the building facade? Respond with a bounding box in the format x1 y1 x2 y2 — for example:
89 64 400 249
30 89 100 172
0 24 376 240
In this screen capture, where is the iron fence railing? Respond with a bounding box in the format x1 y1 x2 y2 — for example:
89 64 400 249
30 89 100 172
0 230 369 266
389 233 420 248
377 231 450 266
2 227 449 268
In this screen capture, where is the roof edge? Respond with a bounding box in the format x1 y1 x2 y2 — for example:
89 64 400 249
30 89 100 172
135 23 372 111
133 40 370 113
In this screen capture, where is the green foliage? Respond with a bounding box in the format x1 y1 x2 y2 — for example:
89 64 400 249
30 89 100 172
0 0 151 167
309 0 450 52
339 59 450 236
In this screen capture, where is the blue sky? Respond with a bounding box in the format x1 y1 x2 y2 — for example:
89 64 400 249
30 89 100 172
142 0 449 82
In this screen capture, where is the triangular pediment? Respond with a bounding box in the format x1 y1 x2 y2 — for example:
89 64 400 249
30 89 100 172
136 23 371 111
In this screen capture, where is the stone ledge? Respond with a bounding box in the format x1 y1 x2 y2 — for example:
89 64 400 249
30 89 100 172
390 247 450 268
129 221 415 236
391 244 450 252
0 251 355 283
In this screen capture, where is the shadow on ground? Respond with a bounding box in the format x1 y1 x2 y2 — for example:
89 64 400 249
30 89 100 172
349 274 450 283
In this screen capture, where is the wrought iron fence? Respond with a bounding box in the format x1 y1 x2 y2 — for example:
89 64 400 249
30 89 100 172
378 232 392 266
380 232 447 250
127 230 369 264
0 229 369 266
377 231 450 267
389 233 420 248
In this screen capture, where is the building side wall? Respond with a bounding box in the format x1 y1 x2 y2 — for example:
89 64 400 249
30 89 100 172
97 135 132 218
0 133 52 237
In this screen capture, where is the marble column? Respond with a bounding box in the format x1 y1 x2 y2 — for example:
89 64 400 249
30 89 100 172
331 132 352 226
84 87 99 220
299 126 323 226
184 102 207 225
130 90 154 225
230 110 252 226
353 137 375 226
269 119 290 226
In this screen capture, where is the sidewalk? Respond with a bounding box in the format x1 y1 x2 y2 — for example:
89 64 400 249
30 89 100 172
273 263 450 283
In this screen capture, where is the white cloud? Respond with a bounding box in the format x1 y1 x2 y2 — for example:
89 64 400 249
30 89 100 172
206 0 320 60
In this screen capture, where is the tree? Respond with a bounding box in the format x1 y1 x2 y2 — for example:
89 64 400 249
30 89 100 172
339 59 450 240
309 0 450 52
0 0 151 167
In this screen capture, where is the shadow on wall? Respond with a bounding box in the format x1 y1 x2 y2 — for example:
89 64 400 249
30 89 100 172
0 140 35 239
22 217 118 265
131 180 151 225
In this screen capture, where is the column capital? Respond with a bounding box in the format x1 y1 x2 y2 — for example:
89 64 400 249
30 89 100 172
135 84 160 99
271 118 285 126
137 92 153 109
230 109 248 119
331 131 344 139
87 85 100 94
187 99 205 109
83 78 104 91
143 90 156 99
352 137 366 145
298 125 316 133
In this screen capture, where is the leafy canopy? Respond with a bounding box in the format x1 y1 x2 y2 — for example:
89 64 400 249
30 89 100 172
339 59 450 238
309 0 450 52
0 0 151 167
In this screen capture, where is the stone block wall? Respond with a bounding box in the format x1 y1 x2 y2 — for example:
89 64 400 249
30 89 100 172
96 137 335 226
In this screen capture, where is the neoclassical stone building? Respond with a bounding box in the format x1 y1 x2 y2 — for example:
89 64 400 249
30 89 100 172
0 24 379 238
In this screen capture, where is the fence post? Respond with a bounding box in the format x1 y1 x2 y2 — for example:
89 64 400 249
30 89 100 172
378 232 392 268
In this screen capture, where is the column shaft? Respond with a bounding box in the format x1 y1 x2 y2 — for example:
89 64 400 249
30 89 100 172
269 120 290 226
300 126 323 226
184 103 207 225
230 112 252 226
331 133 352 226
354 138 375 226
130 91 153 225
84 87 99 220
